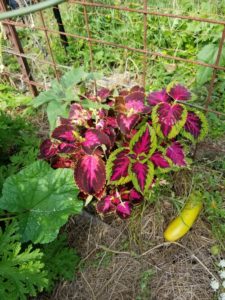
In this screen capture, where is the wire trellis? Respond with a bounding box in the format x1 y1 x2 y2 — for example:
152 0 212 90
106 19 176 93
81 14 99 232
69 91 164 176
0 0 225 117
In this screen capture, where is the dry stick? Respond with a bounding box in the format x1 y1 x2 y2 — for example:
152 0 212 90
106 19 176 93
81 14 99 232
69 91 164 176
108 263 129 300
98 241 218 281
81 271 97 300
95 265 125 299
140 241 219 281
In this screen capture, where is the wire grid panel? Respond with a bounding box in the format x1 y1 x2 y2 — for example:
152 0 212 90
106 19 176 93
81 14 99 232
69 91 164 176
1 0 225 116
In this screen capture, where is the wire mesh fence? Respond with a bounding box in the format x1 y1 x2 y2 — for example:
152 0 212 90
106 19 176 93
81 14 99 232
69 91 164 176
1 0 225 118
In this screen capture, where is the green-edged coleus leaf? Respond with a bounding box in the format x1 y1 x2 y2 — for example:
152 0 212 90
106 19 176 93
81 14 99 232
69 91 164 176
106 148 131 185
129 124 157 160
150 151 172 173
0 161 82 244
181 109 208 142
129 161 154 194
74 154 106 195
152 102 187 139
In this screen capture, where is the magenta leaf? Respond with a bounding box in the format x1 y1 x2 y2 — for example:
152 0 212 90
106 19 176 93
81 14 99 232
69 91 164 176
74 154 106 195
166 141 186 166
125 91 147 113
39 139 58 159
130 85 145 93
183 110 208 142
129 124 157 159
152 102 187 139
150 151 170 168
147 89 170 106
130 161 154 194
82 129 111 154
97 88 111 100
52 125 75 143
96 195 116 214
103 127 116 148
58 142 77 153
116 201 132 219
129 188 144 205
117 113 140 134
69 103 92 124
106 148 130 185
51 156 73 168
168 84 191 101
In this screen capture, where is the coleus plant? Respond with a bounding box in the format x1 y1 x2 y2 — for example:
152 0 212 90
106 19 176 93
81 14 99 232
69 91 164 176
39 84 208 219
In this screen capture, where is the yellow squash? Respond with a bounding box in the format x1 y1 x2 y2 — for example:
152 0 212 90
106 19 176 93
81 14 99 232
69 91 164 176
164 192 203 242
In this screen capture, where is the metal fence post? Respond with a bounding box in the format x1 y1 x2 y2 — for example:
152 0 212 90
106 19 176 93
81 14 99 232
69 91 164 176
0 0 38 96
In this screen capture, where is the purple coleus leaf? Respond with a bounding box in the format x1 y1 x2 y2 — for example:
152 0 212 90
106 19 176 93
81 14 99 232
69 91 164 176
58 142 77 153
106 148 130 185
52 125 75 143
96 195 116 214
125 91 145 112
116 201 132 219
69 103 92 125
130 161 154 194
74 154 106 195
82 129 111 154
39 139 58 159
147 89 170 106
152 102 187 139
117 113 140 135
51 156 74 169
168 84 191 101
97 88 111 100
130 85 145 93
129 124 157 159
129 188 144 205
150 151 170 168
183 110 208 142
166 141 186 166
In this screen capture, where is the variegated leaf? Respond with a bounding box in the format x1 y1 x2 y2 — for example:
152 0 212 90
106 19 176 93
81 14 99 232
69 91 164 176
129 124 157 159
147 88 170 106
117 113 140 135
39 139 58 159
82 129 111 154
106 148 131 185
52 125 75 143
168 84 191 101
116 201 132 219
129 161 154 194
166 141 186 167
74 154 106 195
152 102 187 139
150 151 170 168
182 110 208 142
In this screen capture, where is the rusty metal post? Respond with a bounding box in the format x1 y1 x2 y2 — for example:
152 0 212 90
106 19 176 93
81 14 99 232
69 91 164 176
82 0 97 94
205 25 225 111
37 9 60 80
0 0 38 96
142 0 148 87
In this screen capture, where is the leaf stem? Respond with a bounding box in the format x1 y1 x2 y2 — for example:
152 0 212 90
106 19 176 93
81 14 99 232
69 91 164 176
0 216 17 221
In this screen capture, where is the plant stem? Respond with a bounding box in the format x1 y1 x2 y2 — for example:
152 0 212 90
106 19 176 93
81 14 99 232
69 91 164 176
0 216 17 221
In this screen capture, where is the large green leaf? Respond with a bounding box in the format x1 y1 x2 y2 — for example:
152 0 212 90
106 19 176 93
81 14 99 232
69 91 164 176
197 44 225 85
33 67 88 108
46 101 69 132
0 161 83 244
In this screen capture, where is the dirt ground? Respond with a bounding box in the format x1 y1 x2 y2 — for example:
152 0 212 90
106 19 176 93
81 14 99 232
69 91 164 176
41 200 215 300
